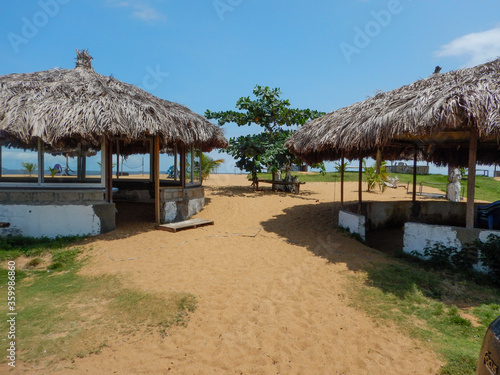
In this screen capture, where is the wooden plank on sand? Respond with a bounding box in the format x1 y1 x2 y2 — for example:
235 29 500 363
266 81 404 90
156 218 214 233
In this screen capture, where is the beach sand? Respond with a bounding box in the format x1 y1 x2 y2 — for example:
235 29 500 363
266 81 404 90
22 175 446 374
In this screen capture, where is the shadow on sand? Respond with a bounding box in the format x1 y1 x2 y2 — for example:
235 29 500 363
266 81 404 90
205 184 317 200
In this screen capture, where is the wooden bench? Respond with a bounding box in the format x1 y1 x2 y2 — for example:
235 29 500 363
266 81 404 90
250 179 305 193
476 200 500 229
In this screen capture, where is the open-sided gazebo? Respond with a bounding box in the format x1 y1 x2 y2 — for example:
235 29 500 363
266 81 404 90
0 50 228 238
286 59 500 261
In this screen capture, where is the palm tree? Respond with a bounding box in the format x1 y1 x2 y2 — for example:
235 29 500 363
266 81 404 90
21 162 38 177
201 154 224 181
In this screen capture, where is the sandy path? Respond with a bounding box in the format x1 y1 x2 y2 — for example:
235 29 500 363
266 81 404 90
27 175 445 374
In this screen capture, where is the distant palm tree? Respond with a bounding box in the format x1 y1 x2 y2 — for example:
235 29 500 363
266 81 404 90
21 162 38 177
201 154 224 181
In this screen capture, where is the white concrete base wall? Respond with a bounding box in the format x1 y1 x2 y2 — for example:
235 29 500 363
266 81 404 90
162 197 205 223
339 209 366 241
403 223 500 273
188 197 205 218
163 202 178 222
403 222 461 259
476 230 500 273
0 204 101 238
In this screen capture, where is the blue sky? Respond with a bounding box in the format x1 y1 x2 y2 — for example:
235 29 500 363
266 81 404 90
1 0 500 173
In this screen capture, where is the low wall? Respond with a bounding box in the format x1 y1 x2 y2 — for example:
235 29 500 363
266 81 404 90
403 222 500 272
0 189 114 238
339 210 366 241
388 165 429 175
340 201 500 273
343 201 475 230
0 189 105 204
160 186 205 223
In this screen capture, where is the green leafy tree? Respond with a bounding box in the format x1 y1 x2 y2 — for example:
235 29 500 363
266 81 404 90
205 85 325 182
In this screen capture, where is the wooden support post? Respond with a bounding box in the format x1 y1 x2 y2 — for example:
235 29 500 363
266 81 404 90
376 149 382 174
174 144 178 181
79 143 86 182
412 147 418 202
105 138 113 203
340 155 345 206
154 136 161 226
180 147 186 188
116 140 120 179
466 127 478 228
358 157 363 207
37 139 43 185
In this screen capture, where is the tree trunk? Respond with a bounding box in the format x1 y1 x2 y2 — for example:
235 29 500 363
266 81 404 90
272 170 283 191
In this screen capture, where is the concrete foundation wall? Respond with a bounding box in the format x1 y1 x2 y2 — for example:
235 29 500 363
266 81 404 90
0 189 114 238
339 209 366 241
160 186 205 223
0 202 115 238
343 201 471 230
403 222 500 272
0 189 104 204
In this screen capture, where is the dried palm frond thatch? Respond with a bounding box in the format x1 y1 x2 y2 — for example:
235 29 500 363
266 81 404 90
286 58 500 166
0 50 228 154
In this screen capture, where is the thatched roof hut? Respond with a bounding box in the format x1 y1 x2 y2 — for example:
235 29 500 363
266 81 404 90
0 50 229 235
0 50 228 153
286 58 500 166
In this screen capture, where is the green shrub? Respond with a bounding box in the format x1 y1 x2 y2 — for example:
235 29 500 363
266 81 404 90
476 234 500 284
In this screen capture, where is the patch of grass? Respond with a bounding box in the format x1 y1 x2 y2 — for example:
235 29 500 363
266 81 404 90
0 267 28 282
0 238 198 366
255 171 355 183
3 267 197 364
0 235 82 261
440 354 477 375
347 259 500 375
111 290 197 337
25 257 43 268
389 173 500 202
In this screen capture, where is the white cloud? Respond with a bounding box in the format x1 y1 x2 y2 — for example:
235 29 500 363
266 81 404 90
435 27 500 66
107 0 166 22
133 7 166 22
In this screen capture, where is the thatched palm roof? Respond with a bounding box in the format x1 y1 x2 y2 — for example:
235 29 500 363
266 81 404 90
286 58 500 166
0 50 228 153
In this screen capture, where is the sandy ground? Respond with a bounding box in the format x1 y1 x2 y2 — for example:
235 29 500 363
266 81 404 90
21 175 448 374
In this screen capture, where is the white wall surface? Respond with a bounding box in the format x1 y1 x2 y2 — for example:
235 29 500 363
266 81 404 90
403 222 461 258
339 210 366 241
0 205 101 238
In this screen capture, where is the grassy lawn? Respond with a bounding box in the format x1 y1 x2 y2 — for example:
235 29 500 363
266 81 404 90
255 171 500 202
0 236 197 367
346 254 500 375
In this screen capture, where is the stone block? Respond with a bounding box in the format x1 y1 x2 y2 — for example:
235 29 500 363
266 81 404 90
32 192 56 203
0 192 9 202
162 189 183 200
56 192 81 202
9 192 33 203
82 191 104 201
186 187 204 199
